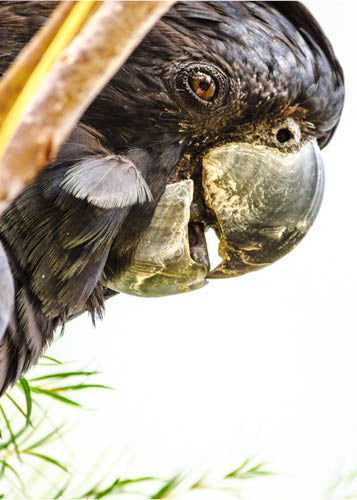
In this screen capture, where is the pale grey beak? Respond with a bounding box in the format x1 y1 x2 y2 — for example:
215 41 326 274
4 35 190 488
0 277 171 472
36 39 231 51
107 140 324 297
202 140 324 278
107 180 208 296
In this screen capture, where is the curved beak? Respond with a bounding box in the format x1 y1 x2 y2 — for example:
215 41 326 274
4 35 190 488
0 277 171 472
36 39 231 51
202 140 324 278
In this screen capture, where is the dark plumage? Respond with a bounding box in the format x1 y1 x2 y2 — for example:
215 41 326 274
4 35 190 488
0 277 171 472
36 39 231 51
0 2 344 394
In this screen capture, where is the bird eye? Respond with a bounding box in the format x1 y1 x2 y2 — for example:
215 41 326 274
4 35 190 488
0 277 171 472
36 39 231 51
188 73 216 101
174 63 228 110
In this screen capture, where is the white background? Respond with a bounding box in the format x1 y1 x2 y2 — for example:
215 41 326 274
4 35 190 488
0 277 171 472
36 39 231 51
40 1 357 499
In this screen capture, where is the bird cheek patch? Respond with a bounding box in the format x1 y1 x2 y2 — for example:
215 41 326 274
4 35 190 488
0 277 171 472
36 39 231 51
61 155 153 209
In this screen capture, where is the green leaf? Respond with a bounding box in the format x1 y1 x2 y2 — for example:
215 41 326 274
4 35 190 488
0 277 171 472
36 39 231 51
243 462 273 478
94 478 122 499
225 458 273 480
0 424 28 451
80 483 103 498
40 355 63 365
29 387 82 407
0 405 21 460
23 450 69 473
225 457 253 478
114 477 157 487
18 377 33 426
5 393 29 425
90 477 156 499
0 459 24 487
150 474 183 499
17 414 48 448
48 384 114 392
29 371 100 382
53 479 72 499
190 474 208 490
25 425 66 451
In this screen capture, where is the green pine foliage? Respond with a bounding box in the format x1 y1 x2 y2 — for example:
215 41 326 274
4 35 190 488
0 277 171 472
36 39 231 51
0 355 273 499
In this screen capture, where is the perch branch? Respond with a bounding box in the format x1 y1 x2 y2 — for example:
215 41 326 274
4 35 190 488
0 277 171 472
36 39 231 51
0 0 175 213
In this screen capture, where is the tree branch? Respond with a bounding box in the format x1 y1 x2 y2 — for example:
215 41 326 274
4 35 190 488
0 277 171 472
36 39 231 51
0 0 175 213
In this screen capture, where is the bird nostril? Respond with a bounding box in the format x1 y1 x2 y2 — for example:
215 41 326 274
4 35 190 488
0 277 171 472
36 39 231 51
276 128 294 143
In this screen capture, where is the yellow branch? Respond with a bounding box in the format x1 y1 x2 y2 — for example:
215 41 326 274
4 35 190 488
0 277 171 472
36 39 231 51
0 1 99 156
0 0 175 213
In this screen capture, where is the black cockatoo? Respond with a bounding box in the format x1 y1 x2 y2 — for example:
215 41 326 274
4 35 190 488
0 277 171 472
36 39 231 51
0 2 344 395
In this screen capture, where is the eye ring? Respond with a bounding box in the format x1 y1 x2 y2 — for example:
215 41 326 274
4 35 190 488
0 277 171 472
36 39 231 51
174 63 228 109
273 119 301 149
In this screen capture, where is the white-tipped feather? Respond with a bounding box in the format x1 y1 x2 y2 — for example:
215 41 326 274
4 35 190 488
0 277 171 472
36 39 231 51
62 156 153 209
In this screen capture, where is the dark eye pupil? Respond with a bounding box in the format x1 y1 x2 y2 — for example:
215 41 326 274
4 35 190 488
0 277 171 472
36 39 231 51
199 80 210 91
